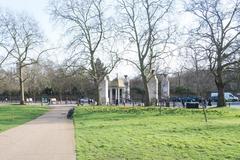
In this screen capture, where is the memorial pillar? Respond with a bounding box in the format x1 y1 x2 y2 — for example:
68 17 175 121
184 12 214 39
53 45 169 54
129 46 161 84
98 76 109 105
161 74 170 99
109 88 113 104
118 88 121 103
147 71 158 105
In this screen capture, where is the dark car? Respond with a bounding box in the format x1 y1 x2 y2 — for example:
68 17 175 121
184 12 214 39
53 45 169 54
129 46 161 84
210 96 218 102
170 97 181 102
79 98 95 105
181 96 200 102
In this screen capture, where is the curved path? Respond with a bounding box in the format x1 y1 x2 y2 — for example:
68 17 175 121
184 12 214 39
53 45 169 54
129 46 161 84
0 105 76 160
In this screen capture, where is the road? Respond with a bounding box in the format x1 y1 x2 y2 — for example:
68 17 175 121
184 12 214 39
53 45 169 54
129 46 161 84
0 105 76 160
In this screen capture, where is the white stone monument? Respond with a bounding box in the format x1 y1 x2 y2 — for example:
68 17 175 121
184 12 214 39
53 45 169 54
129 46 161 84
161 74 170 99
124 75 130 101
147 70 158 105
108 75 127 105
98 76 109 105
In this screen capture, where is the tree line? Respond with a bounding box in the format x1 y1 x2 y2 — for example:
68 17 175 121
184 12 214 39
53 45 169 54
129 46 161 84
1 0 240 107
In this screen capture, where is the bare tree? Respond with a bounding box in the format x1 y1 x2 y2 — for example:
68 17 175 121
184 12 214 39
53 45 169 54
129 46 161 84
0 24 12 66
182 45 207 96
186 0 240 107
49 0 120 105
0 53 11 67
0 11 49 104
118 0 174 106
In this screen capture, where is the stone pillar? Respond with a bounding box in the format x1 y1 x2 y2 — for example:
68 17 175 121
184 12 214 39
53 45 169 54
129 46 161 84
99 77 109 105
119 88 121 101
161 74 170 99
109 88 113 104
117 88 120 104
147 73 158 105
124 75 130 101
115 88 118 101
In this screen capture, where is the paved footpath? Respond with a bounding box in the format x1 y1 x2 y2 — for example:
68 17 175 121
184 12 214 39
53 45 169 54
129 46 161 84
0 105 76 160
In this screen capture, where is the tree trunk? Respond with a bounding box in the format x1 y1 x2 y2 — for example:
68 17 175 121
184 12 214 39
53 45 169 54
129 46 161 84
216 82 225 107
20 81 25 105
237 71 240 91
142 74 150 106
177 72 181 87
215 74 226 107
95 80 100 105
19 66 25 105
195 66 200 96
60 93 62 102
96 87 100 106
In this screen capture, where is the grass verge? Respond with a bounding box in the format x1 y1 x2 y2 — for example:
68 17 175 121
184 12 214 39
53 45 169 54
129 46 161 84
0 104 49 133
74 106 240 160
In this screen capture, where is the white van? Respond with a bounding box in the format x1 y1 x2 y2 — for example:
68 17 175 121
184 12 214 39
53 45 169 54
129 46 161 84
211 92 239 101
50 98 57 104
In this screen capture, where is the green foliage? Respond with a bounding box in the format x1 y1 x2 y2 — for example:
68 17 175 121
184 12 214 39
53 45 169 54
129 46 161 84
0 105 48 132
74 106 240 160
94 58 108 80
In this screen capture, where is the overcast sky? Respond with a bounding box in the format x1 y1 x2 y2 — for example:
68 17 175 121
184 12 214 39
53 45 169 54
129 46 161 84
0 0 53 38
0 0 67 65
0 0 193 78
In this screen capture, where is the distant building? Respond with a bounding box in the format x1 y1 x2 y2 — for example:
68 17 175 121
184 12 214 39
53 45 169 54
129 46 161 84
99 75 130 105
99 73 170 105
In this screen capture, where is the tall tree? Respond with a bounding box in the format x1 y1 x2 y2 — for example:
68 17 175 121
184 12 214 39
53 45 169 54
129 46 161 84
118 0 174 106
186 0 240 107
50 0 119 105
0 11 49 104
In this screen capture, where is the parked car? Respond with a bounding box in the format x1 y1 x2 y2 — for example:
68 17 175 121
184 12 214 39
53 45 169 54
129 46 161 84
210 92 239 102
170 97 181 102
170 96 201 103
181 96 200 102
49 98 57 104
79 98 95 105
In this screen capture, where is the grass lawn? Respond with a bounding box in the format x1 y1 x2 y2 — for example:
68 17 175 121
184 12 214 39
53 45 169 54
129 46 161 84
0 104 48 133
74 106 240 160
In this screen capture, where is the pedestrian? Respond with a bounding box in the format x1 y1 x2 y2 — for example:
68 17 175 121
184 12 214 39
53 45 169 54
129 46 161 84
202 98 207 108
208 98 212 106
181 99 185 107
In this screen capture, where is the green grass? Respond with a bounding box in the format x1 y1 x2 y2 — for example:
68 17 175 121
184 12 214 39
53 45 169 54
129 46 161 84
74 106 240 160
0 104 49 132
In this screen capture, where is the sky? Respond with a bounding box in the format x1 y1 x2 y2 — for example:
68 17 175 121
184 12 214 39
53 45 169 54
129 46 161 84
0 0 54 40
0 0 66 64
1 0 45 34
0 0 194 79
0 0 139 78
